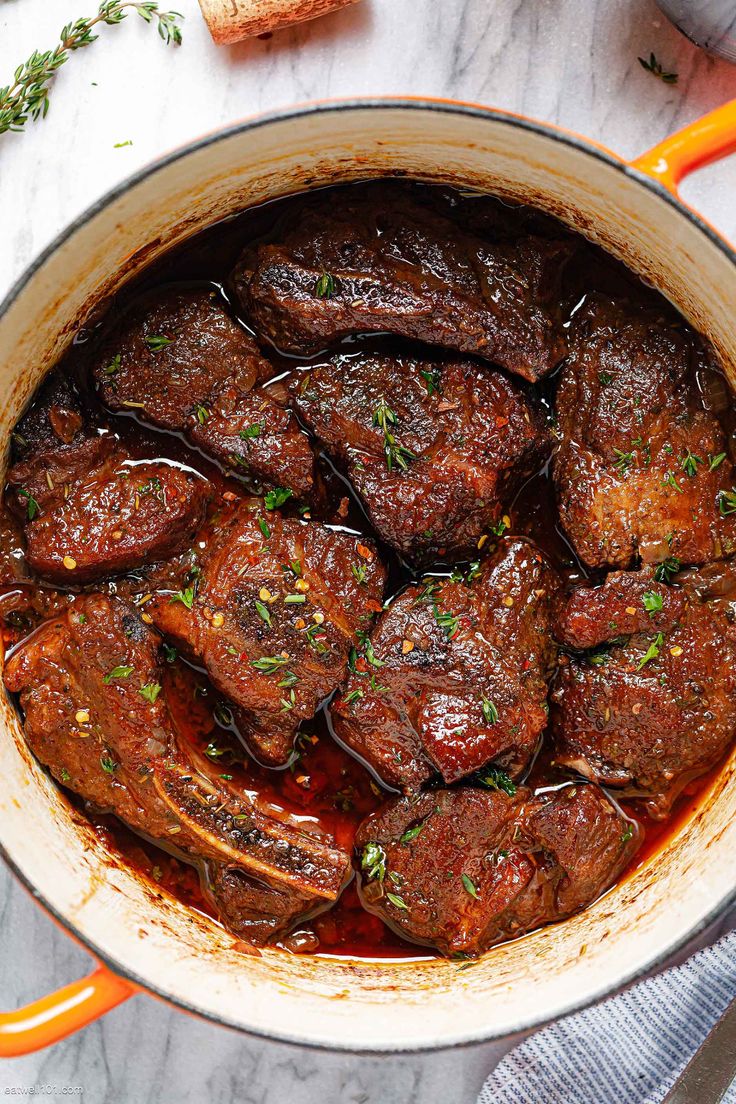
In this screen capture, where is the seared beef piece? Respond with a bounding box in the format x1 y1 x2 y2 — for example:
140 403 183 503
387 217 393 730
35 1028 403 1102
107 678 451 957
147 502 385 767
232 184 571 382
332 539 558 790
93 287 314 497
552 567 736 817
554 296 736 570
3 593 351 944
354 784 639 956
6 374 209 585
553 566 687 650
292 351 549 564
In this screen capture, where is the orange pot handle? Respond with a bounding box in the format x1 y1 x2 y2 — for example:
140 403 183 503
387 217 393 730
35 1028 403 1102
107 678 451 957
0 965 136 1057
632 98 736 194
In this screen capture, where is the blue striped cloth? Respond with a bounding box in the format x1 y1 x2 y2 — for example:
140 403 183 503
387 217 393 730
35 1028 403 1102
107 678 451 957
478 929 736 1104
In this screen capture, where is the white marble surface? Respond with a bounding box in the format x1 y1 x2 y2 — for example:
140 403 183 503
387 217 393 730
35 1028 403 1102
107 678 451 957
1 0 736 1100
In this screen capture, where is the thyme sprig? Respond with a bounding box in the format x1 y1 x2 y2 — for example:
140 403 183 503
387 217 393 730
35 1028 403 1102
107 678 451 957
1 2 183 136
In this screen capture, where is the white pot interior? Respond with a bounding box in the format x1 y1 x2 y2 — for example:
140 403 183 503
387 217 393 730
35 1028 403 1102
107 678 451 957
0 103 735 1051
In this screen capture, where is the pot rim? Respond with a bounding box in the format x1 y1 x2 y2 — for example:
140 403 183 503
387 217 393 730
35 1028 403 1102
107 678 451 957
2 96 735 1053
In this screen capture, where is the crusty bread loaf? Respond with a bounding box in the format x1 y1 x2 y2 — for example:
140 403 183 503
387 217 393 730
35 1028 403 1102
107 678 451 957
198 0 361 43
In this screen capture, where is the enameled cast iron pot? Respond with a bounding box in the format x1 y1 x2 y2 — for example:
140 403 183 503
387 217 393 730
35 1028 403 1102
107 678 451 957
1 97 736 1057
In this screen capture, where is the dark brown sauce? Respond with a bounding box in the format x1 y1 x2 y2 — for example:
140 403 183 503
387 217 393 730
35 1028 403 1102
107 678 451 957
1 181 731 960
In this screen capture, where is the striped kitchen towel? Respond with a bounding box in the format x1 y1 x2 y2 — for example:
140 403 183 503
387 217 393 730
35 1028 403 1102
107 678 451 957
478 928 736 1104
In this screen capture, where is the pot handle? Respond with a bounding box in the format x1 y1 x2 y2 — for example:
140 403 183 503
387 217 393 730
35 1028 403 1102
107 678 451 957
632 98 736 194
0 965 135 1057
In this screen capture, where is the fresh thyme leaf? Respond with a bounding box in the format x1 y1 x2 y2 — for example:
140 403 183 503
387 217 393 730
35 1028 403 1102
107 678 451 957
343 688 364 705
662 472 684 494
461 873 479 899
162 643 178 663
598 371 613 387
680 449 702 477
352 562 368 585
360 841 386 882
60 768 71 783
420 367 441 397
400 821 426 844
264 486 293 511
102 664 134 684
637 631 664 671
0 2 183 137
16 488 39 520
477 766 516 796
194 403 210 425
258 517 271 540
386 891 408 911
372 397 417 473
145 334 173 352
104 353 121 376
613 449 633 473
654 556 680 584
251 653 288 674
434 606 460 640
113 139 133 147
642 591 663 615
719 489 736 516
139 681 162 704
638 52 678 84
171 586 194 609
621 823 635 844
255 599 272 626
284 594 306 605
314 272 335 299
481 697 499 725
709 452 727 471
100 754 118 774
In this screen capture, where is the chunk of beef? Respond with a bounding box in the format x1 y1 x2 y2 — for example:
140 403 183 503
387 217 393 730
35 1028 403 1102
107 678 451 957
147 502 385 767
292 351 549 564
332 539 558 790
3 593 351 944
552 567 736 816
554 296 736 569
6 374 209 585
232 183 571 382
354 784 639 956
92 287 313 497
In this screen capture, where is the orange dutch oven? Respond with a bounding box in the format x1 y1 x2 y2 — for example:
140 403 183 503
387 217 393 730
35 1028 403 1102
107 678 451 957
1 97 736 1057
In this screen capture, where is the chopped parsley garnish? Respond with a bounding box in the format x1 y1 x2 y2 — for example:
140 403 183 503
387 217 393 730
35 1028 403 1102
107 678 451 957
139 682 162 704
16 488 39 520
104 354 121 376
239 423 263 440
642 591 663 615
637 632 664 671
719 489 736 516
102 665 134 684
251 653 289 674
477 766 517 796
461 873 479 899
100 754 118 774
680 449 702 477
638 52 678 84
264 486 293 511
171 587 195 609
654 556 680 584
481 698 499 725
255 599 272 626
386 891 408 911
372 397 417 473
709 452 727 471
490 518 508 537
314 272 335 299
145 334 174 352
360 841 386 882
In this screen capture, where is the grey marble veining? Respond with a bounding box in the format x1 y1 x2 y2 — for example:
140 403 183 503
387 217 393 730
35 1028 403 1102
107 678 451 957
1 1 736 1100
